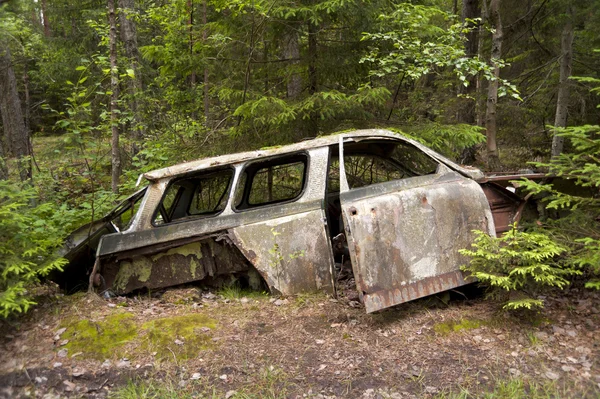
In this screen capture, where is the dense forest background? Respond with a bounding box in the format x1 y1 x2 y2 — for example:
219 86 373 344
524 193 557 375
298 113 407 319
1 0 599 316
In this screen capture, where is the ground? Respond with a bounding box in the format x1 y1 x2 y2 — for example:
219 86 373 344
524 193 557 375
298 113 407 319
0 285 599 399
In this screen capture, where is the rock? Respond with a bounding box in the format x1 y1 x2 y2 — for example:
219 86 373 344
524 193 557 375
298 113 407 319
552 326 565 335
240 297 249 304
174 339 184 345
273 299 288 306
545 371 559 380
566 330 577 337
219 374 228 381
202 292 217 300
108 303 116 308
561 365 575 372
101 360 111 368
72 368 85 377
117 359 131 368
225 390 237 399
509 368 521 377
533 331 548 341
57 349 68 358
178 380 187 388
191 373 201 380
59 339 69 346
35 376 48 384
53 362 62 368
63 380 76 392
424 386 438 394
55 328 66 337
200 327 211 333
315 339 325 345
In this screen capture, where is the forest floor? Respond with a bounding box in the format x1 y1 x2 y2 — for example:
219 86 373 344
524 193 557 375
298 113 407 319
0 284 599 399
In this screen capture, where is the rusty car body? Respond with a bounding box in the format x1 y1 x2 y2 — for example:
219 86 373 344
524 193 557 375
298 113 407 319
57 129 536 313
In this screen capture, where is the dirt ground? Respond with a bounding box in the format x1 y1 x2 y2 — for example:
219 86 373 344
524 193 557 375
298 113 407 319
0 284 599 399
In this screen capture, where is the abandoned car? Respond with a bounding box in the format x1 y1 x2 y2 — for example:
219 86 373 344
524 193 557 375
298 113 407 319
56 129 536 313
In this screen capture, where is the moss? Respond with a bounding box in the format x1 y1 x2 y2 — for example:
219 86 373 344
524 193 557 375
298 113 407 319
141 314 217 361
114 257 153 291
61 312 138 359
151 242 202 262
434 318 483 335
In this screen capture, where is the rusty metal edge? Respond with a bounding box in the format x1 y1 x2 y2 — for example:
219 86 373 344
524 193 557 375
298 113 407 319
363 270 472 313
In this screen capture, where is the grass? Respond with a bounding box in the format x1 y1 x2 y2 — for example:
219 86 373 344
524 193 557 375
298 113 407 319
435 377 571 399
217 285 269 300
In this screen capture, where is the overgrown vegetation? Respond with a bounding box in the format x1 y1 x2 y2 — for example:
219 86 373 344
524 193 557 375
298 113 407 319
1 0 599 318
460 81 600 310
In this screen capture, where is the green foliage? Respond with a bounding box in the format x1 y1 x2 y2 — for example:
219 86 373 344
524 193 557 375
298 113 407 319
396 123 485 160
516 123 600 289
361 3 520 98
0 181 68 318
460 225 579 310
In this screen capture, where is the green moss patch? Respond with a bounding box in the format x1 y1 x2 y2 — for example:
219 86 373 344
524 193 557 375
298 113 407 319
61 312 138 359
141 314 217 361
434 318 483 335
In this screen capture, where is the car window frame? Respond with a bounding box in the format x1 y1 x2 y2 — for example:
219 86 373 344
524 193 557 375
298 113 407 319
232 152 310 212
150 166 235 227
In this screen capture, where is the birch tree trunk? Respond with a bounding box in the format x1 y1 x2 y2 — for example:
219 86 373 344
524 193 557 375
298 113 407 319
551 7 574 158
108 0 121 194
0 45 31 181
485 0 502 169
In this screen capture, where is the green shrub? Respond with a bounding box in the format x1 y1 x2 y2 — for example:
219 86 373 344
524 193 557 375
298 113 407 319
517 124 600 290
0 180 68 318
460 225 579 310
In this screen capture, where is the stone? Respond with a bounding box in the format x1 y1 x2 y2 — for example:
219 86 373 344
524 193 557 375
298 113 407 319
273 299 288 306
57 349 68 358
63 380 76 392
191 373 201 380
117 359 131 368
53 362 62 368
316 339 325 345
174 339 184 345
545 371 559 380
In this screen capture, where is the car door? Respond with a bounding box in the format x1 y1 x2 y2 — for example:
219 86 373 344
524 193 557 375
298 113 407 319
337 137 494 313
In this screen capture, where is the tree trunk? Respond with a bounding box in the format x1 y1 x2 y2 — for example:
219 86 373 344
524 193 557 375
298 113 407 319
284 28 302 99
485 0 502 170
0 46 31 181
41 0 51 37
551 7 573 158
108 0 121 194
307 21 318 136
118 0 145 146
202 0 209 123
457 0 480 124
475 0 489 128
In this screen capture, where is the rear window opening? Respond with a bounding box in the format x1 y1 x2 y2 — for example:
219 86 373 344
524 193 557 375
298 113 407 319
234 154 308 210
153 168 234 225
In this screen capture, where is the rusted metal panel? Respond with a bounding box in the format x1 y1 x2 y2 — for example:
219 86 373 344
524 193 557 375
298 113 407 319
363 270 467 313
341 172 494 313
230 209 335 295
480 182 524 234
99 234 250 294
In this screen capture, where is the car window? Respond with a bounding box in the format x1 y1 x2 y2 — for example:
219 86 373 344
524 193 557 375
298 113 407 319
153 168 233 225
235 155 307 209
335 141 438 190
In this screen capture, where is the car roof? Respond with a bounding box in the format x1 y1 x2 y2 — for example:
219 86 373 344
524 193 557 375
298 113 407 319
143 129 484 181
